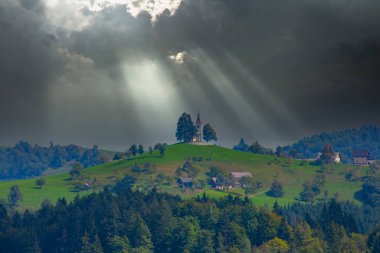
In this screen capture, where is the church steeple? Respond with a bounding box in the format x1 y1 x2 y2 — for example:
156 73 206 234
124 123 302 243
196 112 201 124
194 112 202 142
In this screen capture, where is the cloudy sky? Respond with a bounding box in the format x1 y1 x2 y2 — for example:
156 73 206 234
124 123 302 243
1 0 380 150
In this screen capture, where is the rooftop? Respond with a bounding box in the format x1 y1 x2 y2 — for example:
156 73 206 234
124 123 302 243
353 150 370 157
178 177 193 183
230 172 252 179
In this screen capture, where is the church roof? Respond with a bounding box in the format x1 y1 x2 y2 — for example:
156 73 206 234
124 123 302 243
196 112 202 124
353 150 370 157
178 177 193 183
230 172 252 179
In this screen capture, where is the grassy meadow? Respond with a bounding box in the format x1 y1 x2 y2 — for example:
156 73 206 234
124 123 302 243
0 144 366 210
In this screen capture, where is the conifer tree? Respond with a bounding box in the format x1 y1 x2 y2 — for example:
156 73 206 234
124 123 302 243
196 230 215 253
79 232 92 253
8 185 22 207
92 234 104 253
132 213 153 250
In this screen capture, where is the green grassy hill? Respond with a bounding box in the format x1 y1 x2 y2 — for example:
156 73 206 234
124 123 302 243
0 144 366 210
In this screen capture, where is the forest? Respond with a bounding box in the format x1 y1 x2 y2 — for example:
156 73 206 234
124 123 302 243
0 188 379 253
0 141 104 179
283 125 380 161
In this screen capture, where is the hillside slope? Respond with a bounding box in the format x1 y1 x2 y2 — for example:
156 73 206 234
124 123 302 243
0 144 366 210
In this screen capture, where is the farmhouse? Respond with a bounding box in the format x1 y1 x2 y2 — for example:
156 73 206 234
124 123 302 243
331 152 342 163
208 177 218 188
230 172 252 188
353 150 371 165
316 152 342 163
177 177 193 188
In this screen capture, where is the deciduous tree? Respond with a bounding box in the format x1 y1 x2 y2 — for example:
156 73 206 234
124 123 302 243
176 112 196 143
203 123 217 142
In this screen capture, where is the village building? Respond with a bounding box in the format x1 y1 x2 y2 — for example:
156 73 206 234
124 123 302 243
192 113 202 142
331 152 342 163
208 177 223 190
177 177 193 188
230 172 252 188
208 177 218 188
316 152 342 163
353 150 371 165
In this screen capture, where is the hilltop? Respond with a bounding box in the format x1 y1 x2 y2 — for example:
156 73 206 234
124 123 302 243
0 143 367 210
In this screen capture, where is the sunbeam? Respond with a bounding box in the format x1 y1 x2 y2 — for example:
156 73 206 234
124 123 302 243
190 48 280 141
222 50 307 135
122 59 184 141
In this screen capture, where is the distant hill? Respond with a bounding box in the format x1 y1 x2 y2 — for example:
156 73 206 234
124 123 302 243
0 141 115 180
283 125 380 162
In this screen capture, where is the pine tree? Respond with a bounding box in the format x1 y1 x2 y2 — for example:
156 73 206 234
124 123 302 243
195 229 215 253
132 213 153 250
107 235 130 253
277 218 293 241
79 232 93 253
92 234 104 253
8 185 23 206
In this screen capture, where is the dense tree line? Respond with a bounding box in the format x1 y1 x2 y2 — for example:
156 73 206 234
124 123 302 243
356 176 380 207
233 138 273 155
0 141 103 179
283 125 380 161
0 189 379 252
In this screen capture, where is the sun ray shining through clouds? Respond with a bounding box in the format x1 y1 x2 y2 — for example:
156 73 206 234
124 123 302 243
222 50 308 136
2 0 380 148
190 48 280 141
122 59 184 141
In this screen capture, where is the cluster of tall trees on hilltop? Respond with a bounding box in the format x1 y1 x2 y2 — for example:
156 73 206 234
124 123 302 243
0 189 380 252
0 141 104 179
176 113 217 143
113 143 167 161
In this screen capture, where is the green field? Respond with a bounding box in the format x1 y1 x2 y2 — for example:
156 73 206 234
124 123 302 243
0 144 366 210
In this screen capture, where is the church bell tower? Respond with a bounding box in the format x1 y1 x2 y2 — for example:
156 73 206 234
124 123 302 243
194 112 202 142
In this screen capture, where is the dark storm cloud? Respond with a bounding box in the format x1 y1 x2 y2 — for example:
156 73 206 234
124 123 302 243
1 0 380 149
154 0 380 144
0 0 64 144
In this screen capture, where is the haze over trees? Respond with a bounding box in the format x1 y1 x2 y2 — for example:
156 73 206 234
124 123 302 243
283 125 380 160
0 141 104 180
